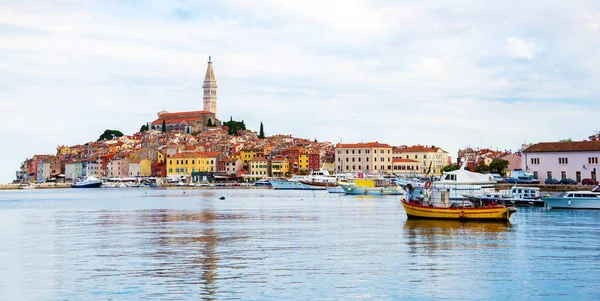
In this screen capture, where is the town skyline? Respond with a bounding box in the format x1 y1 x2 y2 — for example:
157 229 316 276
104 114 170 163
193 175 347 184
2 1 600 183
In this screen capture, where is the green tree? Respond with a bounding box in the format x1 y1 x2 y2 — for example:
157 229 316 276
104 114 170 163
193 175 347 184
97 129 124 142
241 120 246 130
186 127 190 134
489 159 510 176
151 124 155 130
139 124 148 132
442 163 460 173
161 119 167 133
259 122 265 139
474 162 490 173
207 118 213 127
559 138 572 142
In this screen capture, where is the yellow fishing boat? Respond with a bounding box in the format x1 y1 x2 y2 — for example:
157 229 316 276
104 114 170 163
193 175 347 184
400 183 517 222
401 199 516 221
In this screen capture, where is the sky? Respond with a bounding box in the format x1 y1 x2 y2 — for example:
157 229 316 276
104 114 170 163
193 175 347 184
1 0 600 183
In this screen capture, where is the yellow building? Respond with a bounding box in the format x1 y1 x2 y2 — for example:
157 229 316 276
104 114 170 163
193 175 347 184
393 145 449 176
140 159 152 177
240 149 261 169
247 158 270 181
158 151 166 163
271 157 289 176
166 151 221 178
298 154 309 172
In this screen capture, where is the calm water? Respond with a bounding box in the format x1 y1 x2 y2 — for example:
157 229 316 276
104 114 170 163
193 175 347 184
1 188 599 300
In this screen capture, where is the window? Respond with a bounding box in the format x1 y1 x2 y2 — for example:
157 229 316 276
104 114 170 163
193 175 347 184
352 150 355 154
415 155 418 159
558 158 568 164
352 158 355 162
358 150 361 154
531 158 540 165
561 171 567 180
589 157 599 164
533 171 538 179
547 171 552 179
346 150 348 154
366 165 369 170
185 160 188 164
424 155 427 159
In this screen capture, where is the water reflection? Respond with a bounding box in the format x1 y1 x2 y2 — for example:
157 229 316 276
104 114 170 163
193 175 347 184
403 219 512 253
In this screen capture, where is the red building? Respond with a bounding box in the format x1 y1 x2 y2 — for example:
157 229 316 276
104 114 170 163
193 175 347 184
308 153 320 171
152 162 166 177
282 147 303 173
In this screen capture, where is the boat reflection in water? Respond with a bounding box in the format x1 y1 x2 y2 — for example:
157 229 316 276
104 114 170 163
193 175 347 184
403 219 512 252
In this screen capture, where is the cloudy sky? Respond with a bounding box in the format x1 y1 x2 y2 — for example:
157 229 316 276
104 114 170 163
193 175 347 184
1 0 600 183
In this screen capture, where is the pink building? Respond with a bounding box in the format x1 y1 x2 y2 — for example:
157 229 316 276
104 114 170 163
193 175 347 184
522 141 600 183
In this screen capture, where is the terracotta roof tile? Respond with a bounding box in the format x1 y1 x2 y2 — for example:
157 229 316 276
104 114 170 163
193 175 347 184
335 142 392 149
524 141 600 153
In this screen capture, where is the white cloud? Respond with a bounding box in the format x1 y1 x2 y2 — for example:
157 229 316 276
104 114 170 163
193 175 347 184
505 37 536 60
0 1 600 183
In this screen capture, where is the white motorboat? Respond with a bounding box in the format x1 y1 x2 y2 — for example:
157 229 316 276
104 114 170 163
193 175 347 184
542 185 600 209
72 177 103 188
270 170 337 190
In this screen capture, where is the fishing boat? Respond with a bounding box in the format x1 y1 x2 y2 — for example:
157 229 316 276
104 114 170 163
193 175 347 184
400 183 517 221
341 178 404 195
542 185 600 209
72 177 103 188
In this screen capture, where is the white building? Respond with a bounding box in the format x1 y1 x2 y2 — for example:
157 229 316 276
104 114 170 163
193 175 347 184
64 162 76 181
522 141 600 183
129 162 141 177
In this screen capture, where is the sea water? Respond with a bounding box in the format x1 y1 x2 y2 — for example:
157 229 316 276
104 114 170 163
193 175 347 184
0 188 599 300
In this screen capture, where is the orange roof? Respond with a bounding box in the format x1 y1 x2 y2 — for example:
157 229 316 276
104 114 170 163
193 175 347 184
151 117 200 126
271 157 288 161
170 151 221 158
393 158 418 163
335 142 392 149
250 158 269 162
160 111 213 117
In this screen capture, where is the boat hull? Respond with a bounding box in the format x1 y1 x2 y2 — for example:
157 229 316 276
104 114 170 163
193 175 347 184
72 182 102 188
401 200 516 221
270 179 327 190
342 185 404 195
542 197 600 209
326 186 345 193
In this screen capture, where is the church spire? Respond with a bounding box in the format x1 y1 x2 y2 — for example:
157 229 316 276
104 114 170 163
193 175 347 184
204 55 216 82
203 55 217 116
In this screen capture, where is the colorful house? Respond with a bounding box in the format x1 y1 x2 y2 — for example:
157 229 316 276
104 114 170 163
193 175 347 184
271 157 289 176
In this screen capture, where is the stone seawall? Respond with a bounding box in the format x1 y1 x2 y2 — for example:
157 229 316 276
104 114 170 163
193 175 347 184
0 183 71 190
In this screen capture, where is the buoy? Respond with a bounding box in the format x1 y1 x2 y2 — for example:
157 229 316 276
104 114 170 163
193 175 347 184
183 191 186 194
219 196 225 200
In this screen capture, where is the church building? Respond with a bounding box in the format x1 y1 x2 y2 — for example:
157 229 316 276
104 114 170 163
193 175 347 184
151 56 221 133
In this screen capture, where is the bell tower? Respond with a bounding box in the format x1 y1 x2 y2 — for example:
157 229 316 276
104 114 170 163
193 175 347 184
203 55 217 116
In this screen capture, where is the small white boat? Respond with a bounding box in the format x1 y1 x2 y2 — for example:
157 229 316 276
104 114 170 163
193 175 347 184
542 185 600 209
18 183 36 189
